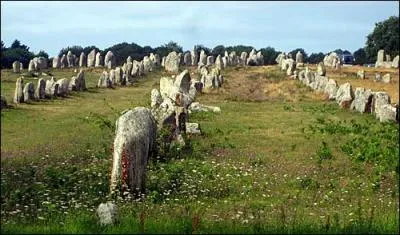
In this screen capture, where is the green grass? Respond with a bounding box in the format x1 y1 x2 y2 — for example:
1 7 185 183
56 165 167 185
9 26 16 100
1 66 399 234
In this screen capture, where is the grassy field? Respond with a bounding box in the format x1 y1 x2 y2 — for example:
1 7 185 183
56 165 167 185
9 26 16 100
1 65 399 234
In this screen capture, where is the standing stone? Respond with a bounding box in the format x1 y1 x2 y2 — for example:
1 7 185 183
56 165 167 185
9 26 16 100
174 69 191 94
191 49 198 66
335 82 354 108
240 52 248 66
286 59 296 76
74 55 79 67
115 67 123 85
143 56 152 73
199 50 207 66
12 61 21 73
151 89 163 108
97 202 119 225
76 70 86 90
375 73 382 82
161 56 166 67
13 77 24 103
375 49 385 68
98 71 112 88
109 70 116 85
317 62 326 76
60 54 67 68
357 70 365 79
110 107 157 195
371 92 392 121
215 55 223 70
382 74 391 83
55 78 70 96
222 56 228 68
296 51 304 64
392 55 399 68
35 78 46 99
79 52 86 67
206 56 214 66
23 82 35 102
139 61 145 76
67 51 74 67
164 51 180 73
104 51 116 69
28 60 35 72
52 56 60 69
95 52 103 67
386 55 391 62
45 77 59 97
183 52 192 66
256 51 264 65
350 88 373 113
87 49 96 67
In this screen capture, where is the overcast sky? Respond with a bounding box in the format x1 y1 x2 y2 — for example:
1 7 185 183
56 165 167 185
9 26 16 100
1 1 398 57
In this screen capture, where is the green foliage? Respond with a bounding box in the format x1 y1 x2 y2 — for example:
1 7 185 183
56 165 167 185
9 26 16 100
58 45 84 57
211 45 226 57
365 16 399 61
353 48 368 65
226 45 254 55
308 52 325 64
102 42 145 64
259 47 280 65
310 118 399 173
35 50 49 59
316 141 333 165
194 44 211 55
2 47 35 69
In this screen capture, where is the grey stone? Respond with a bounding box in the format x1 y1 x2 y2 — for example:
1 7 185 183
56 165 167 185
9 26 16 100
392 55 399 68
357 70 365 79
188 102 221 113
110 107 157 195
35 78 46 99
164 52 180 73
324 79 339 100
317 62 326 76
95 52 103 67
23 82 35 102
87 49 96 67
67 51 74 67
191 49 198 66
45 77 59 97
382 73 391 83
79 52 86 67
104 51 115 69
98 71 112 88
371 92 391 121
55 78 70 97
60 54 67 68
206 56 214 66
186 122 201 134
151 89 163 108
13 77 24 103
12 61 21 73
97 202 119 225
335 82 354 108
183 52 192 66
199 50 207 66
350 87 373 113
53 57 60 69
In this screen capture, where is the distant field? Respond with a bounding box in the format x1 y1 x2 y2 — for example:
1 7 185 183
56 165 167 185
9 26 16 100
1 65 398 234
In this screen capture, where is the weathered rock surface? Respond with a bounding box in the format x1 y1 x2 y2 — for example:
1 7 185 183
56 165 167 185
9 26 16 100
13 77 24 103
110 107 157 195
164 52 180 73
55 78 70 97
335 82 354 108
35 78 46 99
350 87 373 113
23 82 35 102
97 202 119 225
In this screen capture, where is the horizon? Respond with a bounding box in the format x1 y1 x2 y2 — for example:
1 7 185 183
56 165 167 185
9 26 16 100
1 1 398 57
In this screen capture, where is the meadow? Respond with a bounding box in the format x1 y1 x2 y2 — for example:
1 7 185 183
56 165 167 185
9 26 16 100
1 65 399 234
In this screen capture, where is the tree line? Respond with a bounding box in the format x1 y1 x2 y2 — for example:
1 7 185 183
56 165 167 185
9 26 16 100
1 16 398 69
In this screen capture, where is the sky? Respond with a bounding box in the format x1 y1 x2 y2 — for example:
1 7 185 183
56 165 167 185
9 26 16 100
1 1 398 57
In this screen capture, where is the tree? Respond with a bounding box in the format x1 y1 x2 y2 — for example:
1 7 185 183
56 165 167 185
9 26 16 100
353 48 368 65
83 46 101 56
211 45 225 57
288 48 308 62
365 16 399 61
10 39 29 51
36 50 49 59
58 45 84 57
259 47 280 65
2 48 35 69
226 45 254 55
194 45 211 55
308 52 325 64
103 42 145 64
164 41 183 53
